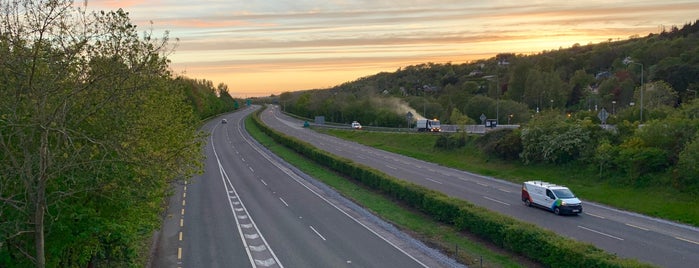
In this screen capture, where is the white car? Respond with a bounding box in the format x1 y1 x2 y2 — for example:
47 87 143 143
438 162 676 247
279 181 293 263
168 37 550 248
351 121 362 129
221 119 227 124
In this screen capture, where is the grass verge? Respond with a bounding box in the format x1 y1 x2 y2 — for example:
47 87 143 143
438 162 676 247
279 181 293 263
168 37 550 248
244 117 533 267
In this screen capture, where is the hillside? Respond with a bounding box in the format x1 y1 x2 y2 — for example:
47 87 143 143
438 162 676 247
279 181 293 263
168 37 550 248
270 20 699 199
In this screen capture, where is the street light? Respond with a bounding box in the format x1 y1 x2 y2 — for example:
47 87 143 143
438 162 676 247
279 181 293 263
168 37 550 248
612 100 616 114
483 74 500 123
623 56 644 122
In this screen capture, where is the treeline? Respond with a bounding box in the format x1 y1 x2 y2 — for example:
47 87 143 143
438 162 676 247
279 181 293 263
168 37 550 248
277 20 699 194
0 2 235 267
175 77 240 120
278 20 699 127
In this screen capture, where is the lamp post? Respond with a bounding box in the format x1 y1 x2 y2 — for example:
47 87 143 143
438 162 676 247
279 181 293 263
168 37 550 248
623 56 644 122
612 100 616 114
483 74 500 123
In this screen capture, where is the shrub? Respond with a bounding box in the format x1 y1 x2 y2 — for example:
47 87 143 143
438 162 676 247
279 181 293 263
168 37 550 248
434 133 466 150
477 128 522 160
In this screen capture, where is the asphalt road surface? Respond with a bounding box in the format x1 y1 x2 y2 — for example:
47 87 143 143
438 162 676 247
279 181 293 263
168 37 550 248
260 105 699 268
151 106 460 268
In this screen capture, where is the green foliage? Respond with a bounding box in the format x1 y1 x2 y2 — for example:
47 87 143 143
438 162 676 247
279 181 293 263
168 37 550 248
615 140 669 182
634 117 698 165
174 77 239 119
521 112 594 164
434 133 467 150
676 133 699 192
637 81 679 109
448 108 475 126
594 139 617 178
0 2 203 267
479 129 523 160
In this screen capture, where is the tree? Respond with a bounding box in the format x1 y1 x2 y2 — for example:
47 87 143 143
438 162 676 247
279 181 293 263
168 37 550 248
449 108 474 129
637 81 679 108
568 69 594 107
520 112 594 164
0 1 202 267
676 133 699 193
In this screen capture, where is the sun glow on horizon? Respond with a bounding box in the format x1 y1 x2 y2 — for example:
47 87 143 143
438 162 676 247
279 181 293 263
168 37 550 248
87 0 699 97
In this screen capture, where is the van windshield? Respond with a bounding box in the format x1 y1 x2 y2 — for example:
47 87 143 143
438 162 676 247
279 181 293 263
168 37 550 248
552 188 575 199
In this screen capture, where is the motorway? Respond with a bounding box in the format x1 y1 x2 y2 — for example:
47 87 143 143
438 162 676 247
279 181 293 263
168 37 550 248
152 106 459 268
259 105 699 268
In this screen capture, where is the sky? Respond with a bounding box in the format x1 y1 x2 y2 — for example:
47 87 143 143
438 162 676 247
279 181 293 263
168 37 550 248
86 1 699 97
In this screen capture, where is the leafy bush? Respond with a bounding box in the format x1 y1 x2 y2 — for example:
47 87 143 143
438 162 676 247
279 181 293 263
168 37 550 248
434 133 466 150
477 128 523 160
676 133 699 193
521 113 593 164
616 138 669 179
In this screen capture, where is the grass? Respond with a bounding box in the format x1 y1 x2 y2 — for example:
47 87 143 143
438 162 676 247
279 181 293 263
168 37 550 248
317 129 699 227
245 117 531 268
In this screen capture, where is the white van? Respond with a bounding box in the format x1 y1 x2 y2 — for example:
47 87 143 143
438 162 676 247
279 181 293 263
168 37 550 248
521 181 582 215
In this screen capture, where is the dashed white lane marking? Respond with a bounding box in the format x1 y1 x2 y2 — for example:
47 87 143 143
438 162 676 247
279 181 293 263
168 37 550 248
625 223 649 231
675 236 699 245
385 165 398 170
586 212 606 219
309 226 327 241
260 179 268 186
279 197 289 207
483 196 510 206
424 177 443 184
578 225 624 241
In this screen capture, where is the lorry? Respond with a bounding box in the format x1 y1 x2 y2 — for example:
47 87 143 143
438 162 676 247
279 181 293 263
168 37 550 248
521 181 582 215
416 119 441 132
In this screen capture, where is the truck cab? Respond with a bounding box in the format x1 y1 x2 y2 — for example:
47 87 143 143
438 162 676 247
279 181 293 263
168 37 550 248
416 119 441 132
521 181 582 215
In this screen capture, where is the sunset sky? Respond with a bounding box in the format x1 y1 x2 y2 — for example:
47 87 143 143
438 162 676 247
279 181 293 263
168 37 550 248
87 1 699 97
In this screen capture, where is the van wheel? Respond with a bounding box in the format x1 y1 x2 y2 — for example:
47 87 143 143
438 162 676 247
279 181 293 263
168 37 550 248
524 199 531 207
554 207 561 215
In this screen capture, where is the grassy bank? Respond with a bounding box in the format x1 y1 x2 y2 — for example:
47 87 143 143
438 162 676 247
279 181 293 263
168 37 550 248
316 129 699 227
244 117 532 267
